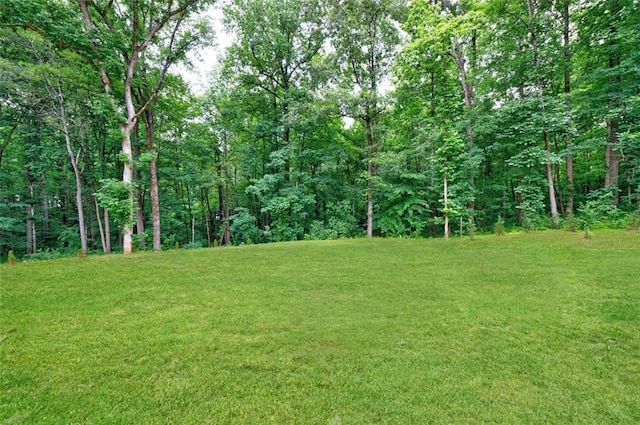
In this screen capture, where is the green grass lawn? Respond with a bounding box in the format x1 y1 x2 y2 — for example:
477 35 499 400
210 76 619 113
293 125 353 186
2 231 640 424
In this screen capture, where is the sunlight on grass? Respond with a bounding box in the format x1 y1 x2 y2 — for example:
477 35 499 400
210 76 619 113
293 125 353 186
2 231 640 423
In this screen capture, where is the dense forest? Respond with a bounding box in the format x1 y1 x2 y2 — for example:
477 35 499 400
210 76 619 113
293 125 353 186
0 0 638 258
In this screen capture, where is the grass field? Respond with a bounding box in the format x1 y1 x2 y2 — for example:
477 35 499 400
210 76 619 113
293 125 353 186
1 231 640 424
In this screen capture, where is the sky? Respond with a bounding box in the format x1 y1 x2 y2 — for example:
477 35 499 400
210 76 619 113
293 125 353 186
177 5 234 94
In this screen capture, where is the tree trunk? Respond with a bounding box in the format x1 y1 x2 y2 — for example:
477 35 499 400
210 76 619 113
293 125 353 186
444 173 450 239
563 1 574 214
64 127 88 255
366 163 374 238
283 103 291 183
135 183 145 237
365 117 374 238
527 0 559 227
119 44 143 254
39 174 49 237
545 132 559 227
95 197 108 253
143 109 162 250
104 207 111 253
148 157 161 250
56 85 88 255
605 12 621 205
451 39 475 223
133 124 145 246
516 175 524 224
121 121 135 254
26 175 37 254
605 119 620 192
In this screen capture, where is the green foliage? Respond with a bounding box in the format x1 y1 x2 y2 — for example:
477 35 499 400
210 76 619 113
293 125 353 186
22 248 71 262
494 216 505 236
577 188 621 229
514 183 546 232
624 212 640 231
565 212 578 232
375 146 434 237
467 220 476 240
229 207 263 244
306 200 361 240
7 250 16 266
94 179 133 229
132 232 149 251
57 226 81 250
260 185 315 242
183 241 204 250
2 0 640 254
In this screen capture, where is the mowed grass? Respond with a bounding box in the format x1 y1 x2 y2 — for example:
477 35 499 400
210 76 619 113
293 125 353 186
1 231 639 424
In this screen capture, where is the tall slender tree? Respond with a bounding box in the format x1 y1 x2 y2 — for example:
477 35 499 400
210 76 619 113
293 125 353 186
76 0 214 253
329 0 403 237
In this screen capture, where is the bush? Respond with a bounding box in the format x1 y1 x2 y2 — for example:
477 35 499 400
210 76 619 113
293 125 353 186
8 250 16 266
494 216 505 236
623 212 640 231
306 201 361 240
565 212 578 232
577 188 620 229
22 249 71 262
229 208 263 245
132 232 149 251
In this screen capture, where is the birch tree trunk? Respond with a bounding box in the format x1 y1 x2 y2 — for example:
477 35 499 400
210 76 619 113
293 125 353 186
451 38 475 225
366 117 374 238
444 174 450 240
527 0 559 227
56 86 88 255
26 175 36 254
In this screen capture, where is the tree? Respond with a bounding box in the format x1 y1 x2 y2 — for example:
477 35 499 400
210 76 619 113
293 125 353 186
574 0 640 207
222 0 331 240
76 0 214 253
402 0 483 222
38 50 90 255
329 0 404 237
0 27 100 255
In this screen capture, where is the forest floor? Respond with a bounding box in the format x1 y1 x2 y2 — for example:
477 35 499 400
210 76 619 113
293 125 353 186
2 231 639 424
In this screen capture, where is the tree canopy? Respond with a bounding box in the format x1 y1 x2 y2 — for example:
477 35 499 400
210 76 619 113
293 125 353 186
1 0 639 258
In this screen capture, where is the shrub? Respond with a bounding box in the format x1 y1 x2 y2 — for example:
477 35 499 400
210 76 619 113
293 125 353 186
8 250 16 266
229 208 263 245
467 221 477 240
22 249 70 262
624 212 640 231
565 211 578 232
577 188 620 229
494 216 505 236
132 232 149 251
183 241 204 250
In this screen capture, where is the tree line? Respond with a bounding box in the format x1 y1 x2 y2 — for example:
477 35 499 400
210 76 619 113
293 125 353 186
1 0 638 258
